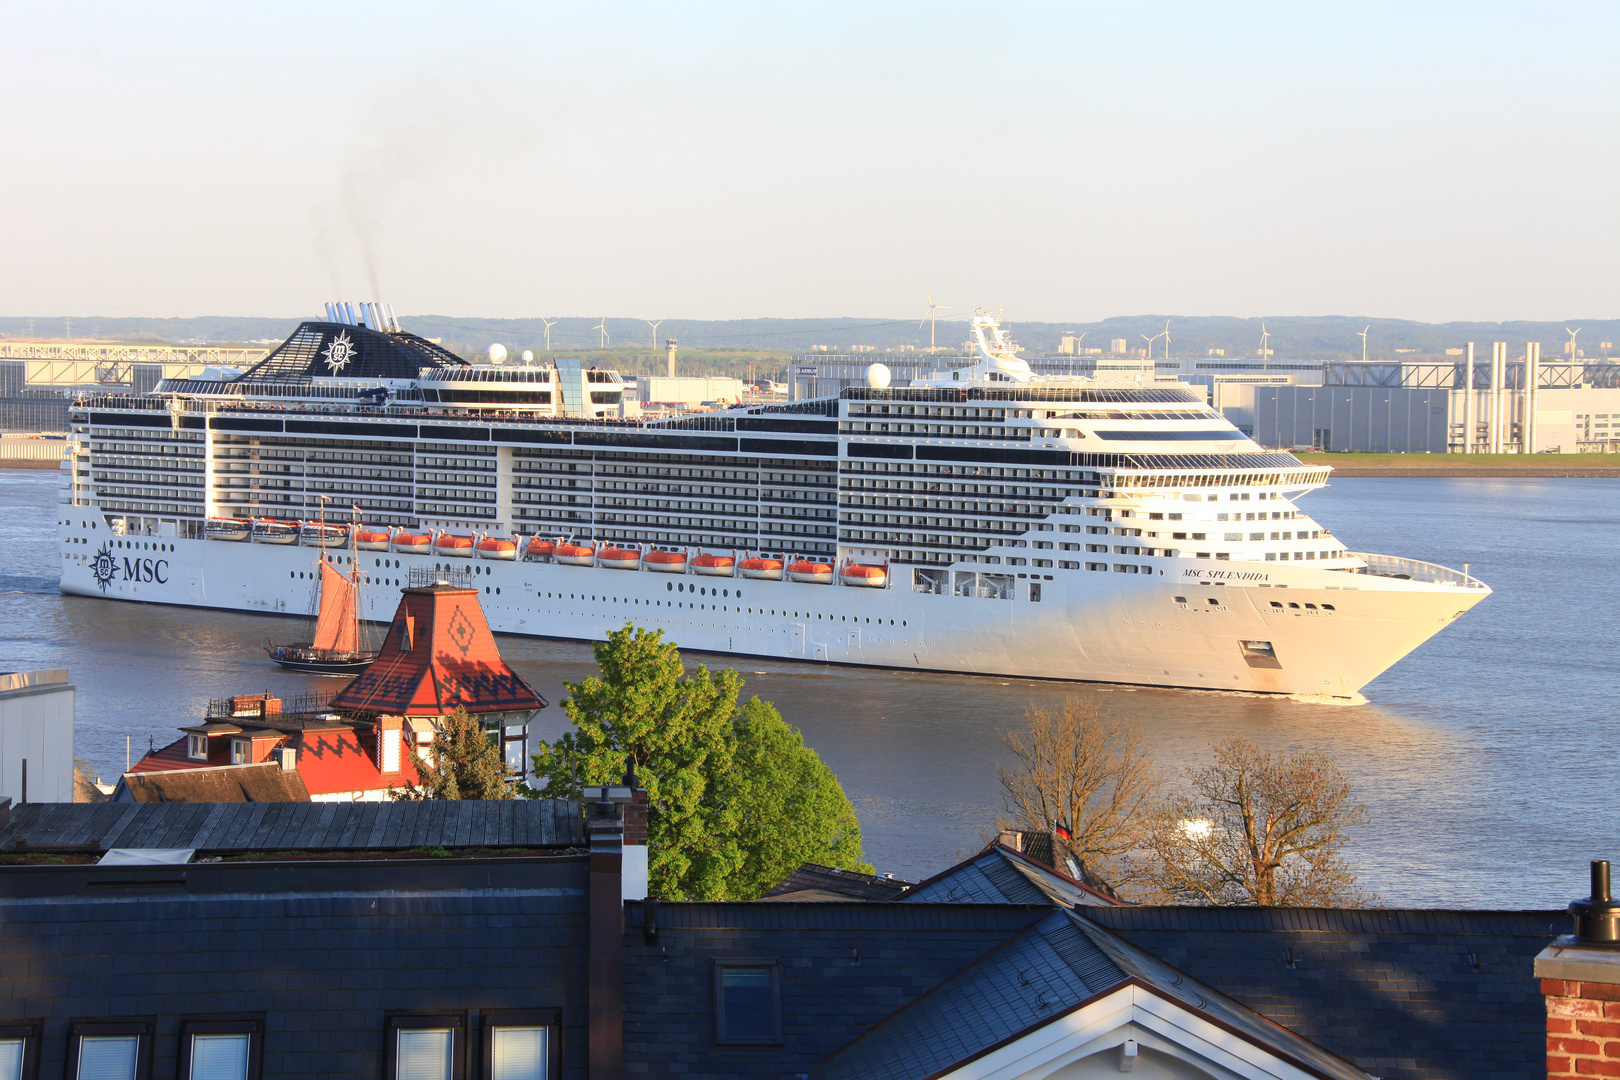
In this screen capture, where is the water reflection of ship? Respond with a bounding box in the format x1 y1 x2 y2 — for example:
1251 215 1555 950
265 543 380 675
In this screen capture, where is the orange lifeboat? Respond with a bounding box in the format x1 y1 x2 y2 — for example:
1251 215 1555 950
643 550 688 574
739 557 784 580
555 543 596 566
526 537 557 560
434 534 475 558
598 546 642 570
476 537 518 561
391 530 432 554
840 564 887 588
205 517 251 542
354 527 392 551
787 560 834 584
692 553 735 577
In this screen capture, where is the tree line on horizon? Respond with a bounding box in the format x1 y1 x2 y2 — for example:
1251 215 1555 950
3 311 1615 366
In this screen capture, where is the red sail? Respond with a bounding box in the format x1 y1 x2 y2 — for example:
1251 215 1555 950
311 561 358 654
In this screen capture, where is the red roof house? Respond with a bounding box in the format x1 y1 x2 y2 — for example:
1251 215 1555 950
329 582 546 716
119 584 547 801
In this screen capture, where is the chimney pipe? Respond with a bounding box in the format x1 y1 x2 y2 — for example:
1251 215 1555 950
1571 860 1620 944
325 302 338 323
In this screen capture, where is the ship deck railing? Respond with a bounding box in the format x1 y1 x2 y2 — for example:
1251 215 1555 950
1343 552 1487 588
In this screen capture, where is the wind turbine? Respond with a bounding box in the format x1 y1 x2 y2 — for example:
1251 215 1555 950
1140 332 1154 359
1259 323 1271 359
646 319 663 349
1357 325 1369 363
1160 320 1171 358
541 318 557 352
919 288 951 352
1567 326 1581 358
595 318 610 348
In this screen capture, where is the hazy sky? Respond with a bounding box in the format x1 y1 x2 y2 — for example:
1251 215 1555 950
2 2 1615 323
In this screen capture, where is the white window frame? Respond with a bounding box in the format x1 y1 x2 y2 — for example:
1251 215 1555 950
480 1011 559 1080
386 1014 465 1080
177 1019 261 1080
67 1022 150 1080
186 734 208 761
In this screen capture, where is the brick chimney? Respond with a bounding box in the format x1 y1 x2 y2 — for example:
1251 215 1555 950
584 761 650 903
1537 860 1620 1079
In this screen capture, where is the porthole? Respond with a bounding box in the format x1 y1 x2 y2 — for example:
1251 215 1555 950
666 582 673 591
485 586 490 594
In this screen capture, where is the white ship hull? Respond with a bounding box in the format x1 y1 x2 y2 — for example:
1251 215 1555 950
58 522 1487 697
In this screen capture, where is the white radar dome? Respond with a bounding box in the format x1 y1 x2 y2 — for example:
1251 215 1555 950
866 363 892 390
487 343 508 365
521 350 534 364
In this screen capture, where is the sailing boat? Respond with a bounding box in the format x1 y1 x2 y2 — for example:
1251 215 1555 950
265 528 380 675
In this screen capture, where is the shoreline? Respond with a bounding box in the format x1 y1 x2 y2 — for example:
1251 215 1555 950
1329 467 1620 477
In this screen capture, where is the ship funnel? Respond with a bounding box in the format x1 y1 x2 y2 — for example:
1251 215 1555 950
325 302 338 323
385 302 399 333
344 302 358 326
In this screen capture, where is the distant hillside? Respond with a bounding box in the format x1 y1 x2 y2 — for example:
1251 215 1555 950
1 312 1614 364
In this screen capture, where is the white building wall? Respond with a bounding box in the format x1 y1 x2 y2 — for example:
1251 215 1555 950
641 377 746 406
0 670 76 803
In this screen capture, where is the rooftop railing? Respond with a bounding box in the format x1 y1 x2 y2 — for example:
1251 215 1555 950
1344 552 1487 588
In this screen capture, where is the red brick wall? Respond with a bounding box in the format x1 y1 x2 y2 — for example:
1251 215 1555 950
623 789 648 846
1544 979 1620 1077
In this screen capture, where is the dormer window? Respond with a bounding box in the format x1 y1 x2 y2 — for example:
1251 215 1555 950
230 739 250 765
187 735 208 761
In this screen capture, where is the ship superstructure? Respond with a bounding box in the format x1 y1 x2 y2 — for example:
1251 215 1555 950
56 306 1489 697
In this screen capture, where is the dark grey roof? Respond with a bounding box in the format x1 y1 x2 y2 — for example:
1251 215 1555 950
621 901 1051 1078
762 863 911 901
1084 906 1567 1080
0 799 583 853
0 858 589 1080
228 321 467 384
897 845 1119 909
816 908 1372 1080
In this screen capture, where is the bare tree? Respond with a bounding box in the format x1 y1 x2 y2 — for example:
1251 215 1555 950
997 697 1162 891
1143 737 1373 906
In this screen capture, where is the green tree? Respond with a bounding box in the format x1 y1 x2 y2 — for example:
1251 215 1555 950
723 696 871 898
390 707 514 801
528 624 869 900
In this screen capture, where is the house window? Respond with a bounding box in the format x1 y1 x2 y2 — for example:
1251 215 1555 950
480 1011 559 1080
714 963 781 1045
0 1023 38 1080
386 1014 465 1080
230 741 249 765
186 735 207 760
178 1019 262 1080
67 1022 151 1080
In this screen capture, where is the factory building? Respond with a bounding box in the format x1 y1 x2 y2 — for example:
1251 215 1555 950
1254 350 1620 453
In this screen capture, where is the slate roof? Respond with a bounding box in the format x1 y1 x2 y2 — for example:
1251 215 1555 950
330 586 547 716
119 762 312 803
1084 906 1568 1080
816 908 1372 1080
762 863 911 901
897 843 1119 909
621 902 1051 1078
228 320 467 383
0 857 588 1080
0 799 583 853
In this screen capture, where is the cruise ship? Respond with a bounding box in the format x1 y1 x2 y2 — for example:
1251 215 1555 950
56 303 1490 697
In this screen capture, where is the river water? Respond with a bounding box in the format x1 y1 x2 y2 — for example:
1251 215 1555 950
3 467 1615 907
